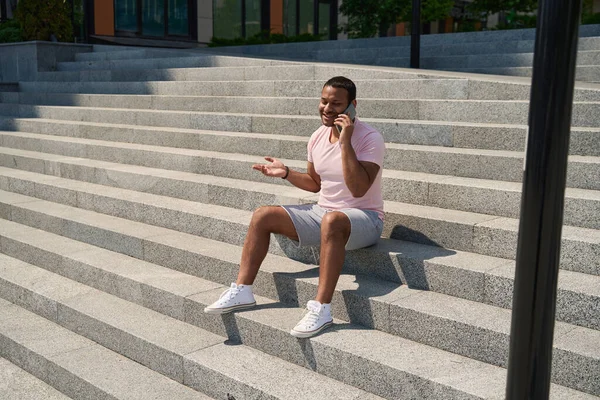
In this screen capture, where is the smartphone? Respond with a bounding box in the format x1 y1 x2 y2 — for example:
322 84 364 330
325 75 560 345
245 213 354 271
335 103 357 134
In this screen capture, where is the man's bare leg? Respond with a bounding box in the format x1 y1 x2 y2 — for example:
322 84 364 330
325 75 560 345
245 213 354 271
315 211 351 304
236 206 299 285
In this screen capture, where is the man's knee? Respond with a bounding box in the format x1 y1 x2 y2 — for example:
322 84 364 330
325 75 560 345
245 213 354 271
250 206 281 230
321 212 351 241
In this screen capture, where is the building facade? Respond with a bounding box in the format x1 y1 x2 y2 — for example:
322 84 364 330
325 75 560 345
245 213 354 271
2 0 600 45
89 0 339 45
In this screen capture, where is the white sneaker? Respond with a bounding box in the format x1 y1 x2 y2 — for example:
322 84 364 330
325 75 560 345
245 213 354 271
290 300 333 338
204 283 256 314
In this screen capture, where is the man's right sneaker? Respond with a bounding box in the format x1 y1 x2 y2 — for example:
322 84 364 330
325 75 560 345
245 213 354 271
204 283 256 314
290 300 333 338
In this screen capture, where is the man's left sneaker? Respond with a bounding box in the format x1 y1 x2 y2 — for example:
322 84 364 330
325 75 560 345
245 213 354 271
204 283 256 314
290 300 333 338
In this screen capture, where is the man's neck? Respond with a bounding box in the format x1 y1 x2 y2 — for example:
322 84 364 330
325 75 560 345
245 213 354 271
329 126 340 144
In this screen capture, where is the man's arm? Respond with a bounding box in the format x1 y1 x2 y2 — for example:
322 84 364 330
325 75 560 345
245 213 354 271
286 161 321 193
335 115 381 198
339 143 380 198
252 157 320 193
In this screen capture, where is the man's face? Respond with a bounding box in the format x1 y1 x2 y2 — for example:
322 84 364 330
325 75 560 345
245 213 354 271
319 85 351 127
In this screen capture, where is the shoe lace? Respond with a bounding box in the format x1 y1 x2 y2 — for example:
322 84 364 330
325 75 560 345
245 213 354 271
298 309 320 328
219 285 240 302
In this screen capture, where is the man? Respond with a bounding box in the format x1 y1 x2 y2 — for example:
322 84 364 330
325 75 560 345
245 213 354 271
204 76 385 338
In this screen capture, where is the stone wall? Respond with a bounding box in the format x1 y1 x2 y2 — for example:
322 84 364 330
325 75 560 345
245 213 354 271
0 41 91 82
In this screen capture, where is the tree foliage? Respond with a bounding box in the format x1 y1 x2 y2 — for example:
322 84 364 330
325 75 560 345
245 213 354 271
0 19 23 43
340 0 454 39
15 0 73 42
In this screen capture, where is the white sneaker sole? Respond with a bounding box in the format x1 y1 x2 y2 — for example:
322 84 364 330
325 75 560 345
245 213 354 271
203 302 256 315
290 320 333 338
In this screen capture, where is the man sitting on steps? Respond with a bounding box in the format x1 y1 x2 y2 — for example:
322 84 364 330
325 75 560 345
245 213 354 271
204 76 385 338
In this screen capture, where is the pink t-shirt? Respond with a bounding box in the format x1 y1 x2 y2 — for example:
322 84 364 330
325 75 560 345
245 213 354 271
307 117 385 220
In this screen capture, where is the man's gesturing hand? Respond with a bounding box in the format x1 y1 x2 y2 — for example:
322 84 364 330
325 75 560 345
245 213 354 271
252 157 287 178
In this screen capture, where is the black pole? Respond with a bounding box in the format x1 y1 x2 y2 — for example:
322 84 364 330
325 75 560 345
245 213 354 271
313 0 319 36
410 0 420 68
242 0 246 38
0 0 6 23
505 0 582 399
261 0 270 38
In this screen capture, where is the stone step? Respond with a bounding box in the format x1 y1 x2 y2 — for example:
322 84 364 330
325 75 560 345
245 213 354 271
57 55 294 72
0 83 18 92
0 301 214 400
0 162 597 275
75 48 197 62
23 68 600 103
90 44 140 53
1 144 598 230
0 221 597 398
0 253 381 400
10 79 537 101
3 79 494 101
312 37 600 62
1 128 598 193
445 65 600 82
371 50 600 70
1 99 599 128
0 356 72 400
34 63 458 84
2 116 599 157
2 84 600 109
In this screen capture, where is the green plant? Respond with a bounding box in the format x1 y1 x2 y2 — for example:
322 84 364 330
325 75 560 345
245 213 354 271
467 0 538 17
339 0 454 39
583 13 600 25
209 30 323 47
582 0 600 25
0 19 23 43
15 0 73 42
456 20 477 32
493 13 537 30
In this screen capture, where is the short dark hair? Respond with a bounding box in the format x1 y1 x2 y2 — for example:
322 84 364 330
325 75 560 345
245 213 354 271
323 76 356 103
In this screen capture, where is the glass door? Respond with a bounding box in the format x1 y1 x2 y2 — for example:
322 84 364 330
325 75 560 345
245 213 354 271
168 0 189 35
318 0 330 37
114 0 192 38
142 0 165 36
115 0 138 32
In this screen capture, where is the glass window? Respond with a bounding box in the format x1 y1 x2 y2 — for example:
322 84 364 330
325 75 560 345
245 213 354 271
283 0 297 36
299 0 313 34
213 0 242 39
115 0 138 31
318 1 329 37
142 0 165 36
245 0 261 37
168 0 189 36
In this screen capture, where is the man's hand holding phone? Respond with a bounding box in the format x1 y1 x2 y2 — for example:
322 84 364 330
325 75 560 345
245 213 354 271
335 103 356 142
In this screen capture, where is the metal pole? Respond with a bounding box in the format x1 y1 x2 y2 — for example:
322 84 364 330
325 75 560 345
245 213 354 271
0 0 6 23
505 0 582 399
410 0 420 68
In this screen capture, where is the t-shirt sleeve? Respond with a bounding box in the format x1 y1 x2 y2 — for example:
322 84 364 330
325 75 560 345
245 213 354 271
355 131 385 167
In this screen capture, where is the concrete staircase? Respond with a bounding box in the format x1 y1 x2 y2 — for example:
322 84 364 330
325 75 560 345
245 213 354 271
0 46 598 399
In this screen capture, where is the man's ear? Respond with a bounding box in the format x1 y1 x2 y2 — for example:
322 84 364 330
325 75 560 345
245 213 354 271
352 99 357 108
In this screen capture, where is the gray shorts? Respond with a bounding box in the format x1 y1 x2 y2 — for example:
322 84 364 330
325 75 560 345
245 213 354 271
280 204 383 251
